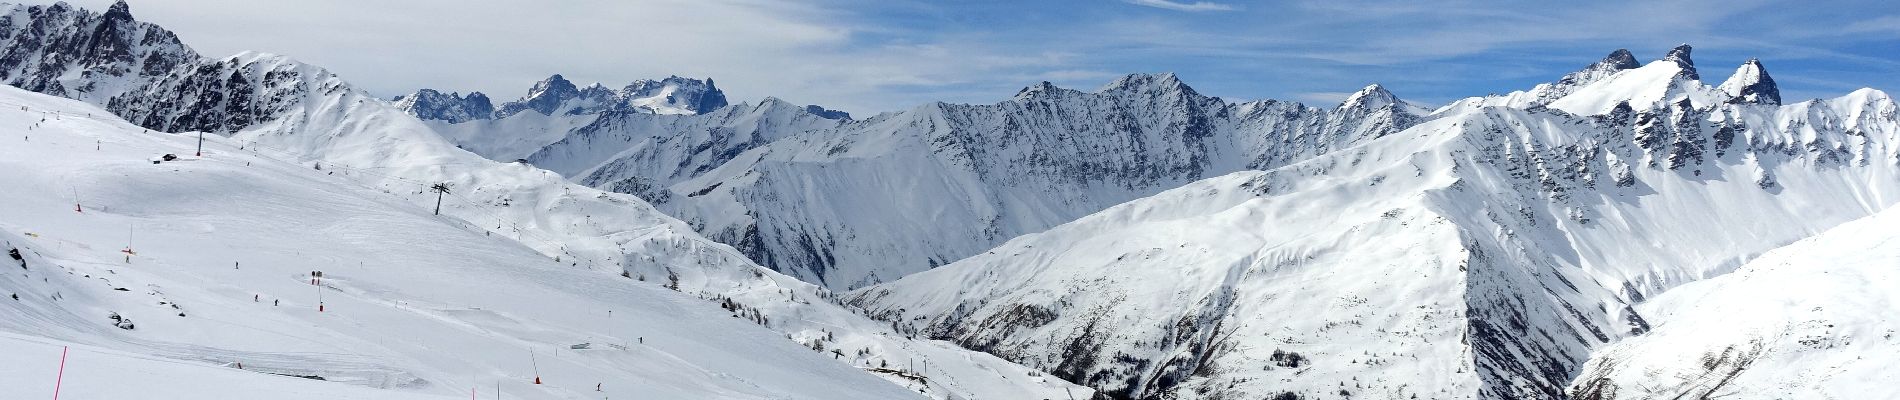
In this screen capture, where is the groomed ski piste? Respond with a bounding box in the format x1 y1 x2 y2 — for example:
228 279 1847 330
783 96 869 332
0 85 1078 399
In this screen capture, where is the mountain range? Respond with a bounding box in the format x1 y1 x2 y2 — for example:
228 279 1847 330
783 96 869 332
3 1 1897 399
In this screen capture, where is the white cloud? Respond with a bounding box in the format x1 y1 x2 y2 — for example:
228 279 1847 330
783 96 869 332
1123 0 1238 12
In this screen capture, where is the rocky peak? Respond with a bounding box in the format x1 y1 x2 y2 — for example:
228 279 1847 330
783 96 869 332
1556 49 1641 86
1718 58 1780 105
0 0 199 101
804 104 851 120
494 74 592 117
527 74 578 101
1012 81 1067 101
1662 44 1699 81
1099 72 1192 94
619 75 727 114
104 0 131 17
392 89 495 123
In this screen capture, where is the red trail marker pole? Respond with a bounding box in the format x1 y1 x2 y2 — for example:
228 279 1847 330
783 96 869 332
52 346 69 400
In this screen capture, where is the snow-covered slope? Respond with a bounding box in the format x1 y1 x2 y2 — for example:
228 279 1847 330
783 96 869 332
0 332 456 400
628 74 1423 289
1568 207 1900 400
0 85 920 399
850 48 1900 399
0 2 1089 399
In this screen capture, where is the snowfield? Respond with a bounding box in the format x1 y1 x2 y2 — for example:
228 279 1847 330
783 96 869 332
0 85 926 399
1569 208 1900 399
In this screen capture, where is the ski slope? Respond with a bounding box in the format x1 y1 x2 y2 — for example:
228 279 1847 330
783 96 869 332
1 332 458 400
0 85 925 399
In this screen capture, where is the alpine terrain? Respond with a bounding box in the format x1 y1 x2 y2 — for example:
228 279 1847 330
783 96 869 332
2 1 1896 400
849 46 1900 399
0 2 1087 399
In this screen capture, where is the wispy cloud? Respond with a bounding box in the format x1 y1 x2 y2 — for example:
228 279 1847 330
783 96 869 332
1123 0 1237 12
1845 15 1900 33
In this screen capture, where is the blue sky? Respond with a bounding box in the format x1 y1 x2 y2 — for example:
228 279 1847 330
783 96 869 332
67 0 1900 114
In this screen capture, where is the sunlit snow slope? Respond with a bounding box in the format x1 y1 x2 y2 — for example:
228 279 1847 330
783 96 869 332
1569 208 1900 399
0 85 921 399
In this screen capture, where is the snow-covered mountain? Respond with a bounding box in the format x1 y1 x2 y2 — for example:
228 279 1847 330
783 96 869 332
1569 206 1900 399
0 2 1088 399
0 1 197 103
509 72 1421 290
849 46 1900 399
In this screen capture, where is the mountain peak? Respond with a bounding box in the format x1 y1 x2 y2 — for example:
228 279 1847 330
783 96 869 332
1014 81 1065 100
1662 44 1699 80
1339 83 1397 110
1719 58 1781 105
106 0 131 17
1100 72 1188 93
1601 49 1641 70
531 74 578 96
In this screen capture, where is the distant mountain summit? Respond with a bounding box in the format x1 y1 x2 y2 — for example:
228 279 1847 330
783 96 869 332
395 74 732 121
391 89 493 123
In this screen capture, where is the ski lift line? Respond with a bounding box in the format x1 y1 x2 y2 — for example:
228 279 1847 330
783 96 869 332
245 156 570 251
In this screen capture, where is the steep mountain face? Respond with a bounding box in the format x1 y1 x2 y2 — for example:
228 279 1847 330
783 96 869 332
850 49 1900 399
1569 206 1900 400
1718 58 1781 105
390 88 492 123
523 97 854 203
626 73 1424 289
0 1 197 103
0 3 1086 399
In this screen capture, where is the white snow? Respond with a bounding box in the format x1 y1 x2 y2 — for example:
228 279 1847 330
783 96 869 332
0 67 1085 399
1570 207 1900 399
0 85 926 399
0 332 457 400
